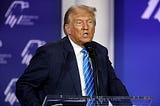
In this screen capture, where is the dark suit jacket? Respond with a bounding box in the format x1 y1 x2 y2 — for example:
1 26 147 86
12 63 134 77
16 36 129 106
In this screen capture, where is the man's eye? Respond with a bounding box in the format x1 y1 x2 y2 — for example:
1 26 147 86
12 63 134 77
88 20 94 24
76 21 82 25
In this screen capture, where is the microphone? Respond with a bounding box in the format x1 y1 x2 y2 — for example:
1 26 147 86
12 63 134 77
84 42 101 96
84 42 96 58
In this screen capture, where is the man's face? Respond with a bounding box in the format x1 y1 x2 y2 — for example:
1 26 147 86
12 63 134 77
65 10 96 47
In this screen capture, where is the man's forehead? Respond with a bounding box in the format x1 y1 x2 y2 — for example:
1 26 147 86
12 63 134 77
74 17 94 20
72 12 94 18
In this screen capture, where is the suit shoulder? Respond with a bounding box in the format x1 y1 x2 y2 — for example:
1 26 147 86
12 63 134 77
35 39 64 55
92 41 108 52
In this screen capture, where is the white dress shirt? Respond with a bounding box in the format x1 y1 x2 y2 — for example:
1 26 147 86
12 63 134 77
68 37 86 96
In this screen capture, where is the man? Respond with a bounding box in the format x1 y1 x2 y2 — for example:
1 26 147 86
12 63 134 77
16 5 129 106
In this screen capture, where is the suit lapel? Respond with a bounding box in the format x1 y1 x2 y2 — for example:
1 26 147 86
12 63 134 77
62 37 82 95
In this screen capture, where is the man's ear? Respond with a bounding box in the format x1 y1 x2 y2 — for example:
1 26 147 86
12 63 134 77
65 24 71 35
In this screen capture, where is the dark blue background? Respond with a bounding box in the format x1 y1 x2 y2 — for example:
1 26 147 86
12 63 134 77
0 0 61 106
115 0 160 105
0 0 160 106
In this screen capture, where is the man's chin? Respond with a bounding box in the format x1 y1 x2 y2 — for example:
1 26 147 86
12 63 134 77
83 38 92 42
81 41 91 46
83 41 91 44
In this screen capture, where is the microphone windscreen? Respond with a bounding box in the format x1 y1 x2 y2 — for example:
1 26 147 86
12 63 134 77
84 42 96 58
84 42 92 48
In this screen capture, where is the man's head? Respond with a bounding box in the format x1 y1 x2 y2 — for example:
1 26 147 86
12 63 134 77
64 5 96 47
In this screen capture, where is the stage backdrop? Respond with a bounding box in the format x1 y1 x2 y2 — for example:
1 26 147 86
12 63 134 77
0 0 160 106
115 0 160 105
0 0 61 106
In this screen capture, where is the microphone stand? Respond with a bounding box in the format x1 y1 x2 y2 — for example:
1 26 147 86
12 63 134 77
84 42 101 96
92 56 100 96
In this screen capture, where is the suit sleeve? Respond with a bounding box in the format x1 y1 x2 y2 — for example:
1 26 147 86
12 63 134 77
104 51 133 105
100 47 129 96
106 59 129 96
16 47 50 106
107 58 133 105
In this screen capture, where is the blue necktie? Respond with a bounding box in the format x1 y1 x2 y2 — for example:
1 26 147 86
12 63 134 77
81 48 95 106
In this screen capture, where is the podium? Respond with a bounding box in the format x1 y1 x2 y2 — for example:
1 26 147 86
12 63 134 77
42 95 152 106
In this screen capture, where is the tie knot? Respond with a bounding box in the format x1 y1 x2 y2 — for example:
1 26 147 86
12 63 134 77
81 48 88 55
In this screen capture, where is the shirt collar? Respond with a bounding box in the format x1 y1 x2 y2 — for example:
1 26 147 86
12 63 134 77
68 37 83 55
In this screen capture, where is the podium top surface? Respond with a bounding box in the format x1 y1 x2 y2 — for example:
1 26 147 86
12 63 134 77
42 95 152 106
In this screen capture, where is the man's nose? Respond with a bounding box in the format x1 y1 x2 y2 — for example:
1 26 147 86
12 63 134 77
82 22 88 30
